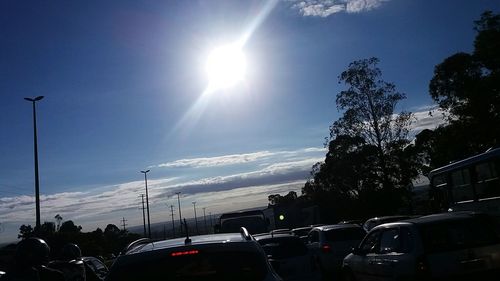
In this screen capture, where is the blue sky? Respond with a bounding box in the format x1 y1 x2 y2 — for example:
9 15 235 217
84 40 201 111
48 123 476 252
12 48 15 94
1 0 499 242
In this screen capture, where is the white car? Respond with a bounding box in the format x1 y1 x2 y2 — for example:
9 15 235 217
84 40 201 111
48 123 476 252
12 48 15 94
343 212 500 281
255 233 312 281
307 224 366 277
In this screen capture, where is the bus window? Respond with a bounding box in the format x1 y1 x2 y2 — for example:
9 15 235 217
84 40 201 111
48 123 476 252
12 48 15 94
451 169 473 202
475 161 500 199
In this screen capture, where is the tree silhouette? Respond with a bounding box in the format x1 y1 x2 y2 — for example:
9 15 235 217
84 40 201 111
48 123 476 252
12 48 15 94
304 57 418 218
55 214 63 231
429 11 500 156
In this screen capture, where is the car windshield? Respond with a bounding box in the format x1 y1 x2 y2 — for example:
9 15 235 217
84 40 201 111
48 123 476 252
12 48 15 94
325 227 366 242
107 250 267 281
258 237 308 258
220 217 267 234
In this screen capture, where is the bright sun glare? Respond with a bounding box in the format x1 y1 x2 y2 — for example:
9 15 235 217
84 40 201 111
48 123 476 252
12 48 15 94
206 44 246 89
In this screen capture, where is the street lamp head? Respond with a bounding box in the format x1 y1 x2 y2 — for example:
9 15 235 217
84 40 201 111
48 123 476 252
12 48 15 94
24 96 44 102
140 170 150 174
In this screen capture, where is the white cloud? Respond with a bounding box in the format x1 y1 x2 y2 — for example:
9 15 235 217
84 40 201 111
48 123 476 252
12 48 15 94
411 106 448 133
156 151 275 168
288 0 390 17
154 147 326 169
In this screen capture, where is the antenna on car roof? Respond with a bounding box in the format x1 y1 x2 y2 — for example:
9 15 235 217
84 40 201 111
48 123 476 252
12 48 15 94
183 218 191 244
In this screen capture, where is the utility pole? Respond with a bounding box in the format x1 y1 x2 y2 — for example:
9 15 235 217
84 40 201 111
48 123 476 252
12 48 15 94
175 192 182 234
192 202 198 235
121 217 128 231
140 170 151 238
170 205 175 238
24 96 44 229
209 212 213 233
203 207 207 234
140 194 146 237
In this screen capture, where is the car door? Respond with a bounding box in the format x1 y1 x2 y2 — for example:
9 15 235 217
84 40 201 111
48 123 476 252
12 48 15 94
348 229 382 281
307 230 321 269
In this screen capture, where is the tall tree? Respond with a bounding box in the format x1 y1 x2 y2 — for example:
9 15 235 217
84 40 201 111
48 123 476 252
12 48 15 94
304 58 416 218
330 57 413 190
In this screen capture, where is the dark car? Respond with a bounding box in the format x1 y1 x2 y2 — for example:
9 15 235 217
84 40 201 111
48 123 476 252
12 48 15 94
255 234 312 280
105 228 281 281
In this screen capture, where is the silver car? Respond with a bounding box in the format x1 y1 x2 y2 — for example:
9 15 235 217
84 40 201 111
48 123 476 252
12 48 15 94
343 212 500 281
307 224 366 277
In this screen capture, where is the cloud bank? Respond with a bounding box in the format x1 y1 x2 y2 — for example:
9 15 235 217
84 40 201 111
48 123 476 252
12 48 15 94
0 147 325 242
288 0 391 17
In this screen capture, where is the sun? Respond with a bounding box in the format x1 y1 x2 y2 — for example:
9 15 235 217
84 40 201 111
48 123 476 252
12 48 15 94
206 44 246 89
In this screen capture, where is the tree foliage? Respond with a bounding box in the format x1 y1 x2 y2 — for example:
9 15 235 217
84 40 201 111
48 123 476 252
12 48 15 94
429 11 500 154
304 58 418 219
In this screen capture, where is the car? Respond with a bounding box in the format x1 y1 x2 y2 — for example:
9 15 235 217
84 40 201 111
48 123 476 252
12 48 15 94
343 212 500 281
307 224 366 278
105 227 282 281
82 256 108 281
255 233 312 280
270 229 292 235
291 226 313 244
362 215 412 232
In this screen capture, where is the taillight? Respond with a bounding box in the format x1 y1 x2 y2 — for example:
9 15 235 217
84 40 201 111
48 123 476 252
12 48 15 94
321 244 331 253
171 250 199 257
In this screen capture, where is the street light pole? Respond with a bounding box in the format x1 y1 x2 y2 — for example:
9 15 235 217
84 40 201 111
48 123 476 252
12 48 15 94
175 192 182 234
192 202 198 234
24 96 44 229
203 207 207 234
141 170 151 238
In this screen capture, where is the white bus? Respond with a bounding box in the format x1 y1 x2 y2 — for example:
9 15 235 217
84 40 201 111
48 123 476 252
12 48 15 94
428 147 500 217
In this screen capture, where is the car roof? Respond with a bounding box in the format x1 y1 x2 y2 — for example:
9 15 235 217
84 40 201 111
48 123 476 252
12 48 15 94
372 211 483 230
400 211 481 225
125 233 252 255
365 215 410 222
313 224 362 231
292 226 312 231
254 233 298 240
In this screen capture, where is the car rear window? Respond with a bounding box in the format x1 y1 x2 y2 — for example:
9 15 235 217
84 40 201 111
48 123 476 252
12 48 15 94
258 237 308 258
107 250 268 281
325 227 366 242
419 216 500 253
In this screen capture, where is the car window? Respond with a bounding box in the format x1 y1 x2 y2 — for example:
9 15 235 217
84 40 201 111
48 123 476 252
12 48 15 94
359 230 381 253
258 237 308 258
379 228 400 254
309 231 319 243
420 217 499 253
107 250 267 281
399 227 413 253
325 227 365 242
